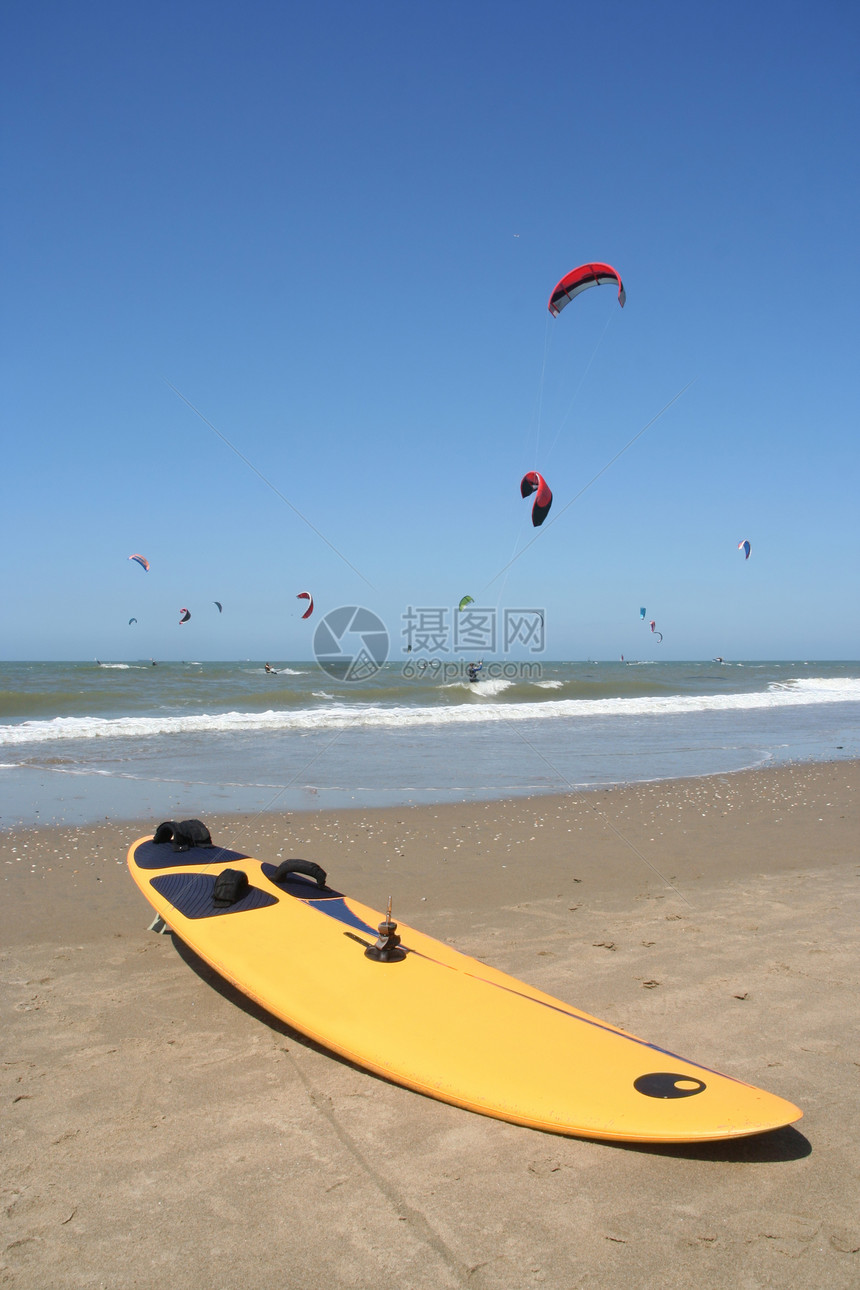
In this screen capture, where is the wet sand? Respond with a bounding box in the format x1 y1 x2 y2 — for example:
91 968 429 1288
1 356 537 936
2 761 859 1288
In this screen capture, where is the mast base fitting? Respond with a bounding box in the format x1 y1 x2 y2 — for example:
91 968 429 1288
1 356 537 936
365 916 406 963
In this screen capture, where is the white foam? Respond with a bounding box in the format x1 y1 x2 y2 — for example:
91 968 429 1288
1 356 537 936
442 679 514 696
469 678 513 697
2 676 858 747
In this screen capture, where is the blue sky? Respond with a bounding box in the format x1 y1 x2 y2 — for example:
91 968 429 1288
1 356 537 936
2 0 858 660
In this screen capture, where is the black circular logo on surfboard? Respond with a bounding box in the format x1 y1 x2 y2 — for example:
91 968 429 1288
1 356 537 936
634 1072 707 1099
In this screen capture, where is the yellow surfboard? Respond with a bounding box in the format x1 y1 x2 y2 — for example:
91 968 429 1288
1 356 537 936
128 836 802 1143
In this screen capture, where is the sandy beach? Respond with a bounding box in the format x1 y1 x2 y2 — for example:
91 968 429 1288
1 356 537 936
2 760 858 1289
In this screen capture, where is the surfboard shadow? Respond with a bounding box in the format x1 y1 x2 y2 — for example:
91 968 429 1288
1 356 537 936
598 1122 811 1162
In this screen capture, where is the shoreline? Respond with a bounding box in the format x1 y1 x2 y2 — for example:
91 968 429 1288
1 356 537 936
2 741 857 833
3 758 858 1287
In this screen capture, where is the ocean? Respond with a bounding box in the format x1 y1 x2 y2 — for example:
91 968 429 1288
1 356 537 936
1 660 858 828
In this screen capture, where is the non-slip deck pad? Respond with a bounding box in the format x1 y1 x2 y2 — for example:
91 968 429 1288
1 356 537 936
134 839 249 870
150 871 277 919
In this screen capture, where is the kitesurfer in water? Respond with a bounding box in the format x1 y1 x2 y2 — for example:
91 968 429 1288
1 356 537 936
265 663 276 674
467 661 482 684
